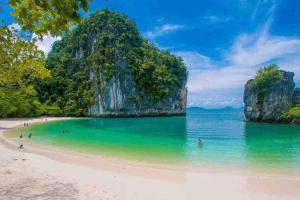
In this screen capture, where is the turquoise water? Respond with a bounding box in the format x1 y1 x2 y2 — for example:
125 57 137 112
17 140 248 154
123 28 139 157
21 108 300 171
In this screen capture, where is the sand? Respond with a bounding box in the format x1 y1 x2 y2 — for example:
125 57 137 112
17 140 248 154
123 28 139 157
1 118 300 200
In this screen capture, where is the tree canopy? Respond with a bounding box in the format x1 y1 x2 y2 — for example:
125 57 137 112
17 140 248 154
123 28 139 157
0 25 50 117
9 0 92 37
250 64 283 89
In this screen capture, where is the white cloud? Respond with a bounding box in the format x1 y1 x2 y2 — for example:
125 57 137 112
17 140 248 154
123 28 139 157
145 24 186 39
174 51 216 70
33 33 61 55
177 24 300 108
227 26 300 67
8 23 60 55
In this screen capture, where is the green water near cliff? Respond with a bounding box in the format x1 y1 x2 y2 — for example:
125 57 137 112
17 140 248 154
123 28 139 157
16 108 300 172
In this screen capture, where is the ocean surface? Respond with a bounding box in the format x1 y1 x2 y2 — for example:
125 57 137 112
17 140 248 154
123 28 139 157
18 108 300 172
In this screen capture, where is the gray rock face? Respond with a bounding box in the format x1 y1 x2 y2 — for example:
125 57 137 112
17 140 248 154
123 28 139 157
89 68 187 117
244 71 295 122
293 88 300 105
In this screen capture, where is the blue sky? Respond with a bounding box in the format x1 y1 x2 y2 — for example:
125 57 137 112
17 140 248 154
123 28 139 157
1 0 300 108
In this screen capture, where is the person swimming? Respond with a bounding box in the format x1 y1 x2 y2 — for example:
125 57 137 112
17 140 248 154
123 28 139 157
28 133 32 138
19 134 23 139
198 138 203 145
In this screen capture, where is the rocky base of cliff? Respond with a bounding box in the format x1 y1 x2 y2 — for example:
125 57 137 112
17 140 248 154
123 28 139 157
90 110 186 117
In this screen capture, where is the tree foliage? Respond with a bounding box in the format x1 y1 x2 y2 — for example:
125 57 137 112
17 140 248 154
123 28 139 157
250 64 283 89
37 10 187 116
9 0 91 37
0 25 50 117
282 106 300 120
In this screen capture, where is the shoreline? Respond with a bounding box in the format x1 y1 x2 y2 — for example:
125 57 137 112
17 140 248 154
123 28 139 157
1 117 300 199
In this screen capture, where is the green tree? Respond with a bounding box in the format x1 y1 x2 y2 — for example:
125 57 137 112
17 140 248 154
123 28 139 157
0 25 50 117
250 64 283 89
9 0 92 37
282 106 300 120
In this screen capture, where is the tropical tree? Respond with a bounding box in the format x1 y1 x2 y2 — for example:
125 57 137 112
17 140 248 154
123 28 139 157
9 0 92 37
0 25 50 117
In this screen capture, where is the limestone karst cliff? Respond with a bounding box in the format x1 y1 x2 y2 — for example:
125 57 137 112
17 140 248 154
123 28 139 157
243 65 299 124
293 88 300 105
39 9 187 117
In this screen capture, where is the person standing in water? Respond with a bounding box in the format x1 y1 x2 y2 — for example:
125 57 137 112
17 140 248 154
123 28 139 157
198 138 203 145
28 133 32 138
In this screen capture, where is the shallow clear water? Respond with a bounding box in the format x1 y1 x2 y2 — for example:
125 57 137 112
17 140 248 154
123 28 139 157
20 108 300 171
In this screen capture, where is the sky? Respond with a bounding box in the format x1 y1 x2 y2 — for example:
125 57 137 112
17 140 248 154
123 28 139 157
1 0 300 108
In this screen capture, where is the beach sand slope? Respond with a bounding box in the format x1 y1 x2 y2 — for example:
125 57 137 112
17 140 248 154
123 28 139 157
1 118 300 200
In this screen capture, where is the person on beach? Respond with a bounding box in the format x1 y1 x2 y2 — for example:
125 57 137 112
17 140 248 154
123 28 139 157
28 133 32 138
19 144 24 149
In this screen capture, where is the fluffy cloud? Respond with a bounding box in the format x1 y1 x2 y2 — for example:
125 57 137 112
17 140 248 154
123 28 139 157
33 33 61 55
145 24 186 39
176 24 300 108
227 26 300 67
8 23 60 55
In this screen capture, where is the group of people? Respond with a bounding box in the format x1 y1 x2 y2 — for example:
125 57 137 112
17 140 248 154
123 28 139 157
19 122 33 149
19 133 32 149
19 133 32 139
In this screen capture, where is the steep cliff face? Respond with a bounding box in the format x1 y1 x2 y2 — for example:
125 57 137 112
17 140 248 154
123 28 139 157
89 71 187 116
293 88 300 105
44 10 187 117
244 70 295 122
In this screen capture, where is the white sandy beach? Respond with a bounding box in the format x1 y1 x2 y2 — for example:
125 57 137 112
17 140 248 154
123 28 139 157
1 118 300 200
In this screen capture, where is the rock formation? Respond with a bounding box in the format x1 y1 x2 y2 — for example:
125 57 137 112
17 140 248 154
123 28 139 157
44 10 187 117
244 69 299 123
89 68 187 117
293 88 300 105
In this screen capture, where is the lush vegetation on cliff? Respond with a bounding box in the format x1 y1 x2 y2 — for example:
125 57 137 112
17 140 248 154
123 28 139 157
35 10 187 116
282 106 300 120
0 26 50 117
249 64 284 109
250 64 283 89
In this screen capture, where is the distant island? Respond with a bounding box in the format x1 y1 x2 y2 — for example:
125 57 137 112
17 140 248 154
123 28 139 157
244 64 300 124
187 106 243 111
